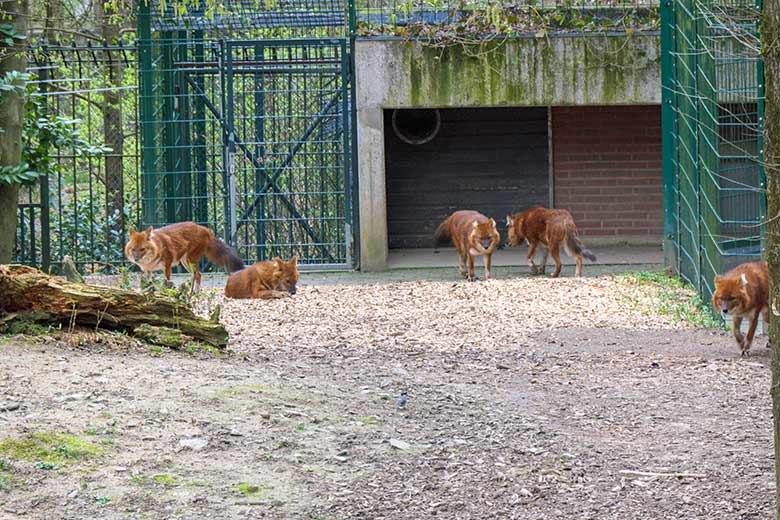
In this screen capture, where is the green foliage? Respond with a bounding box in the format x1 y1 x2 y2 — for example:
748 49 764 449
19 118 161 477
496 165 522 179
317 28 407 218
237 482 273 497
94 496 112 506
355 5 660 43
0 74 110 187
622 271 723 329
0 315 54 336
0 22 26 47
0 432 104 466
152 473 178 485
52 197 131 268
22 82 111 180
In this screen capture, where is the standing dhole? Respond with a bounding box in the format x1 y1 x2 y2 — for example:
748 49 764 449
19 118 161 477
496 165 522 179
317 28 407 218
224 256 299 299
712 261 769 357
505 207 596 278
434 210 500 281
125 222 244 291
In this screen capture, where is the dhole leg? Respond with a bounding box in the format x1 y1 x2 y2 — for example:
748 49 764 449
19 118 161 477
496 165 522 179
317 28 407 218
538 247 548 275
467 254 476 281
484 253 492 280
539 246 550 274
163 264 174 289
527 243 538 274
191 267 202 293
549 245 562 278
182 260 201 293
742 311 761 356
575 255 583 277
732 316 744 350
457 251 467 275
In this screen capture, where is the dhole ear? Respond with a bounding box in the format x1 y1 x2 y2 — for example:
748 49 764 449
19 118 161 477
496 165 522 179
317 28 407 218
489 218 496 228
144 226 153 237
127 226 136 235
290 255 298 265
714 274 723 285
472 221 479 228
741 273 748 287
505 216 512 227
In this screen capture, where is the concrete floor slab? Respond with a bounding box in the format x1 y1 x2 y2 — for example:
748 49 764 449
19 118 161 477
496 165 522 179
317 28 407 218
388 245 663 270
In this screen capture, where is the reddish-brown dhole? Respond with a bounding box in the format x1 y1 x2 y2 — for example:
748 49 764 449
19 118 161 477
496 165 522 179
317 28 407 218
224 256 300 299
712 261 769 356
125 222 244 291
434 210 500 281
505 207 595 278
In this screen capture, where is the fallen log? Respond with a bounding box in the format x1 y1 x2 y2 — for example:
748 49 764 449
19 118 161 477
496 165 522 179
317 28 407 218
0 264 228 347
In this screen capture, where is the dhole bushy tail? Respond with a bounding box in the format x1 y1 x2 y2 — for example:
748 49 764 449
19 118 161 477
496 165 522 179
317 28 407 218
433 216 453 247
566 233 596 262
207 237 245 273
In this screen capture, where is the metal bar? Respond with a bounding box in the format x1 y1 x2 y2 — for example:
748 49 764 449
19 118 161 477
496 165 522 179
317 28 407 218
138 0 158 227
243 90 343 221
173 59 341 68
340 39 351 267
226 42 238 246
348 32 360 269
38 49 51 272
661 0 676 270
184 72 337 263
254 42 266 261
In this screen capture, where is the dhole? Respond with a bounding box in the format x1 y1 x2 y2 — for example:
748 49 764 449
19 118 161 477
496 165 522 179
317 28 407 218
712 261 769 356
224 256 299 299
434 210 500 281
125 222 244 291
505 207 596 278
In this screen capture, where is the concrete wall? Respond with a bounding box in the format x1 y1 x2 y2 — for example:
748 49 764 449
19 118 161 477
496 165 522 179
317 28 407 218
355 35 661 270
552 105 663 243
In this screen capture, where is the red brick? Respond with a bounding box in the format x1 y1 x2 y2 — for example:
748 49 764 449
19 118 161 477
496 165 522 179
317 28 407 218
552 105 662 237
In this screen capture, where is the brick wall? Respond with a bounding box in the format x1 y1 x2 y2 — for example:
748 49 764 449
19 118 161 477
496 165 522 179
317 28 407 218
552 105 662 241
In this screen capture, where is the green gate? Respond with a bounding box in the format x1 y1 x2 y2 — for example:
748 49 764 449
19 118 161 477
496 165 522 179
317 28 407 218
661 0 764 302
225 40 352 267
137 1 356 268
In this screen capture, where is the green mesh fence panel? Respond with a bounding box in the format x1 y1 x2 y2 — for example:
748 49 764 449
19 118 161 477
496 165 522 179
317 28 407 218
16 43 141 274
137 0 356 267
662 0 764 304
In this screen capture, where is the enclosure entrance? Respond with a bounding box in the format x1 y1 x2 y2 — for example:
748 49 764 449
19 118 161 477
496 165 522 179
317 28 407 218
139 38 354 268
385 107 549 249
138 0 355 269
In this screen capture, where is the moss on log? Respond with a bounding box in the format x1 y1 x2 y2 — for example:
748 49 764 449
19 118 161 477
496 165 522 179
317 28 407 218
0 264 228 347
133 324 184 348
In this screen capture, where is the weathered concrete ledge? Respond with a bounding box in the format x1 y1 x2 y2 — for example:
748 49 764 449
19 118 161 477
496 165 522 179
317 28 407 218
355 34 661 271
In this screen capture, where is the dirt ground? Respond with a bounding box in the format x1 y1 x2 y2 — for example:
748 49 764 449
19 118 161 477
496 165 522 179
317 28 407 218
0 267 774 520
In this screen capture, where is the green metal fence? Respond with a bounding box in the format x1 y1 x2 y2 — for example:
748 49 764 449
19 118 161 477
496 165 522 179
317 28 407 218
355 0 660 36
661 0 764 303
137 0 357 268
15 43 140 274
15 0 673 273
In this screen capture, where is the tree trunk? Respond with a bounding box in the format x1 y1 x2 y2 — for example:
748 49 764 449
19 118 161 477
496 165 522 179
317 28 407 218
0 0 28 264
764 0 780 515
96 0 126 258
0 265 228 347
